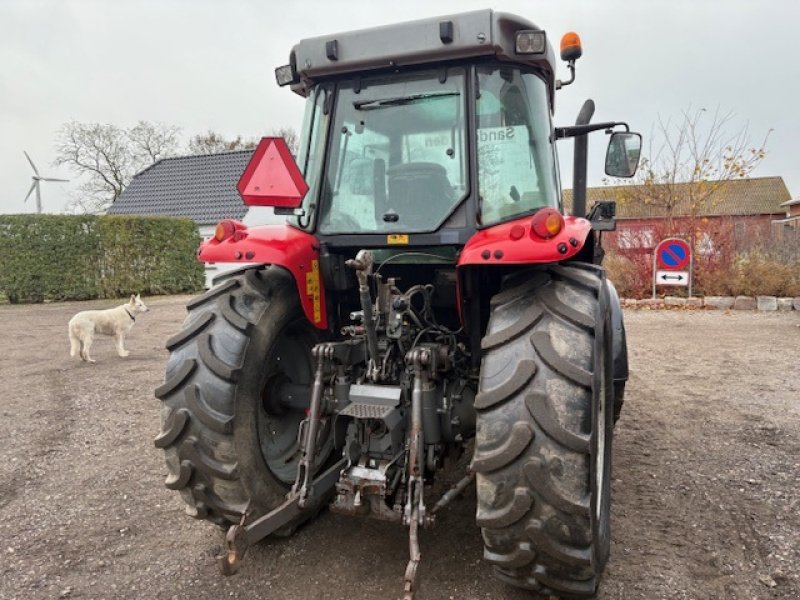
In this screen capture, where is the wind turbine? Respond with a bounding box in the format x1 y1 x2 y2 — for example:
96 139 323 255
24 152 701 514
23 151 69 213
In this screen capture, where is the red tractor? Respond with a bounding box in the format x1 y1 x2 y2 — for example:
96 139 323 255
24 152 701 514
155 10 640 599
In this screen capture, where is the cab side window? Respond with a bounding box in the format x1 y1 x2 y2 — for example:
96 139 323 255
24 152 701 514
476 67 558 226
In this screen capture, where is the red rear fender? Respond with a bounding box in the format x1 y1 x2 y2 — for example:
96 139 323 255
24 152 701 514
198 225 326 329
455 213 592 324
457 214 591 267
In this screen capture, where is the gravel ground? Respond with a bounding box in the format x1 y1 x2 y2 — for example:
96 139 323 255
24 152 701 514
0 296 798 600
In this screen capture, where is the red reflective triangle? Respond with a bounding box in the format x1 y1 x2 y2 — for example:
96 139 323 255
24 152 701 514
237 137 308 208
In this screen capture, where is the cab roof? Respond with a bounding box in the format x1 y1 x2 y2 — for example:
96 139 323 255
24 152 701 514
287 10 557 102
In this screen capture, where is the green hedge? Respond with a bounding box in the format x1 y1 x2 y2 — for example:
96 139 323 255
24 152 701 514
96 215 204 297
0 214 204 304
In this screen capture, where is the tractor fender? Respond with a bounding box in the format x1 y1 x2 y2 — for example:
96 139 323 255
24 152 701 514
457 214 591 266
606 278 628 384
454 213 592 328
197 225 327 329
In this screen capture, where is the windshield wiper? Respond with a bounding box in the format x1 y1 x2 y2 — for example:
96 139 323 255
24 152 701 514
353 92 459 110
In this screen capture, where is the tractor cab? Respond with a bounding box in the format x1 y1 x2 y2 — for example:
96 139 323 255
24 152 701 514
293 58 560 243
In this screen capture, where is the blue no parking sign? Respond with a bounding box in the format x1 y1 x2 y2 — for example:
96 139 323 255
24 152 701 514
656 239 691 270
653 238 693 296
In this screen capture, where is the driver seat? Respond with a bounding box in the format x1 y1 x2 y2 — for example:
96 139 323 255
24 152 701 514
385 162 454 228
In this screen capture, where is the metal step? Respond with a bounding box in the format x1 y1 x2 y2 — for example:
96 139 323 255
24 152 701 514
339 402 396 421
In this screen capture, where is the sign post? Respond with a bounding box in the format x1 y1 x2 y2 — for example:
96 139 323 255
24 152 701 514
653 238 692 298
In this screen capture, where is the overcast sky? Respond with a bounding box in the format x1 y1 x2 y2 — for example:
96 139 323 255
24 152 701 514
1 0 798 215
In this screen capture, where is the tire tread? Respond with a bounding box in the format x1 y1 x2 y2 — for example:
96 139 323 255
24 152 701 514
476 263 610 597
155 268 319 530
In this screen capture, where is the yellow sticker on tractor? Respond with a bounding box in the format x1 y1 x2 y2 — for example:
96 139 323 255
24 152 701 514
387 234 409 245
305 260 322 324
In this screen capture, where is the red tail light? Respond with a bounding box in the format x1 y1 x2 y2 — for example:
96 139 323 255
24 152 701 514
530 208 564 240
214 219 247 242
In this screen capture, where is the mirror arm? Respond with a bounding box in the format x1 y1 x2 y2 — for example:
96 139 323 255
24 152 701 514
555 121 629 139
555 60 576 90
586 201 617 231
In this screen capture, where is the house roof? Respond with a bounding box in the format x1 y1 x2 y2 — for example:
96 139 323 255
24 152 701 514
781 198 800 207
563 176 791 219
107 150 254 226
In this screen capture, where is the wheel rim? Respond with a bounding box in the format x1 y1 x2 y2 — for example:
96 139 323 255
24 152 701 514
591 310 613 567
595 372 607 522
257 321 332 485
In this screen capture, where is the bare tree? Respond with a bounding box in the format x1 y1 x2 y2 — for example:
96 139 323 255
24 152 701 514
612 106 769 227
270 126 299 156
55 121 181 213
129 120 181 165
187 127 299 156
187 131 258 155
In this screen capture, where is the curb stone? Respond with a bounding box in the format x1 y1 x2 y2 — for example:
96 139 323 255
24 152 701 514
638 298 664 308
664 296 687 307
704 296 735 310
620 296 796 310
686 297 703 308
756 296 778 312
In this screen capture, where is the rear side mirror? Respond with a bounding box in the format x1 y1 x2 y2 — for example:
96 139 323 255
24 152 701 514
605 132 641 178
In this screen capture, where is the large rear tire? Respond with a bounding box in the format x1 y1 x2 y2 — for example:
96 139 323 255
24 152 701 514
154 267 332 530
473 264 614 597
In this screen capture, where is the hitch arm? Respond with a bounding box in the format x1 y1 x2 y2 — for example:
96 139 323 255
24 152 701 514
293 344 331 508
217 457 346 576
218 342 342 576
402 346 433 599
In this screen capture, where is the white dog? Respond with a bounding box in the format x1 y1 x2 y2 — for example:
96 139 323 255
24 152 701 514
68 294 150 363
